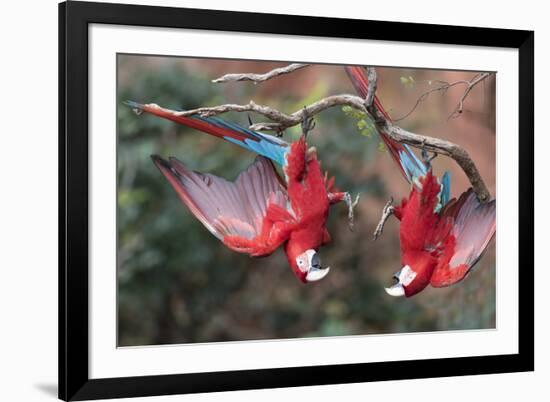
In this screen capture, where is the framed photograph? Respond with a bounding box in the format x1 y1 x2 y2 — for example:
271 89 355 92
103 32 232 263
59 1 534 400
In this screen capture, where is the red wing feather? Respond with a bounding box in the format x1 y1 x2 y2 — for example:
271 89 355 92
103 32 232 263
152 155 294 256
140 103 255 144
431 189 496 287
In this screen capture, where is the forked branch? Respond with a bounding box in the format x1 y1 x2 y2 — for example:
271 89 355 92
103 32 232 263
136 64 492 202
394 72 492 121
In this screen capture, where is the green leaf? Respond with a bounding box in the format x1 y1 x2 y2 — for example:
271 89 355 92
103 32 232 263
342 105 353 114
400 75 415 88
360 128 373 138
342 105 366 120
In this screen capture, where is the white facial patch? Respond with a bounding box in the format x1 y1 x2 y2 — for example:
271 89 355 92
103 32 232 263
296 249 317 273
398 265 417 286
296 254 308 273
297 249 330 282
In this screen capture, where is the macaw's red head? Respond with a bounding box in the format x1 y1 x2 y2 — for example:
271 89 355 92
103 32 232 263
284 240 330 284
385 251 437 297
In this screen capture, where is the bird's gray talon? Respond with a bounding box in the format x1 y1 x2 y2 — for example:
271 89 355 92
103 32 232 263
344 192 361 231
373 197 394 240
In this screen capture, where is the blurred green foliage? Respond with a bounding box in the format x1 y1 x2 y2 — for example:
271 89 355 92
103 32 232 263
117 56 495 346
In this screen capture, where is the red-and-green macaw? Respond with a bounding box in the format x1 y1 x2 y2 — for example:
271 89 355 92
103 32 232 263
125 101 355 283
345 66 496 297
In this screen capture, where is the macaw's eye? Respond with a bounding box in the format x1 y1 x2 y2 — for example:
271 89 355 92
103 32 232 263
297 259 304 267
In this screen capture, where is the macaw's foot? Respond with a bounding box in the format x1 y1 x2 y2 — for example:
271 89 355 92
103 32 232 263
373 197 394 240
344 192 361 232
301 106 316 138
420 141 438 167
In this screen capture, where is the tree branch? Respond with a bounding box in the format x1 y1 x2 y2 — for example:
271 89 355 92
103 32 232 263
382 125 491 202
212 63 310 84
365 67 377 108
147 96 491 202
140 67 492 202
171 94 367 133
394 72 492 121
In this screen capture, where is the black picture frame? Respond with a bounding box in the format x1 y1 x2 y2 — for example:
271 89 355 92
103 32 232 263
59 1 534 400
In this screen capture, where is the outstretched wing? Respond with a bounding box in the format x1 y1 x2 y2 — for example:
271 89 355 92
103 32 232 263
430 189 496 287
152 155 296 256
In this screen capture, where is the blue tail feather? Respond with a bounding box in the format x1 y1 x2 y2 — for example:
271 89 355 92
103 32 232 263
440 171 451 208
123 101 290 167
398 144 429 185
124 100 142 109
191 115 289 167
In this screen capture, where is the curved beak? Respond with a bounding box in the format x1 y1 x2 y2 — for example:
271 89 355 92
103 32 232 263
306 266 330 282
305 252 330 282
384 266 416 297
385 283 405 297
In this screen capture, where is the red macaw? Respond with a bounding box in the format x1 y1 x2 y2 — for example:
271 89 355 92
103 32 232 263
345 66 496 297
126 101 355 283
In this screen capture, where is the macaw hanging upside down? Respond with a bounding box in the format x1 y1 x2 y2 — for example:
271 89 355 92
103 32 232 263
125 101 358 283
345 66 496 297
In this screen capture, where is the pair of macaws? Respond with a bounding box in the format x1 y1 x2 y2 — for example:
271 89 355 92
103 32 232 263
126 66 496 297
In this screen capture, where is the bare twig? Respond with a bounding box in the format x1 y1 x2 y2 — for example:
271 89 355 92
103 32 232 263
373 198 395 240
212 63 310 84
394 72 492 121
449 72 492 119
393 82 455 122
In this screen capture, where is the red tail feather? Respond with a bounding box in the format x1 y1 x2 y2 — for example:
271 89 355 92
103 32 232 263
344 66 416 180
140 104 253 143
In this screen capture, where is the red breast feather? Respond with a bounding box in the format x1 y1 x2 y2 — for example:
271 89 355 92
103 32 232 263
399 172 442 253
